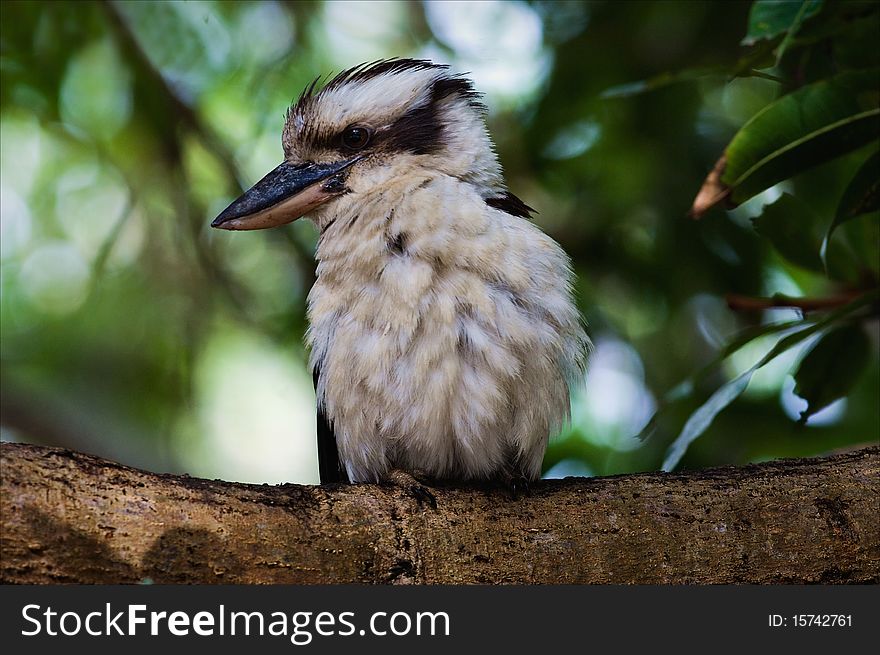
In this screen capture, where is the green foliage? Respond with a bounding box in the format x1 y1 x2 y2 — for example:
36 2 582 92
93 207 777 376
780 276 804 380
662 292 877 470
832 149 880 233
793 324 871 423
742 0 823 46
751 193 823 272
722 70 880 206
610 0 880 468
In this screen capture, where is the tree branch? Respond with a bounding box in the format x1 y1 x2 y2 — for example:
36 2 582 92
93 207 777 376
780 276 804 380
1 443 877 584
725 292 865 313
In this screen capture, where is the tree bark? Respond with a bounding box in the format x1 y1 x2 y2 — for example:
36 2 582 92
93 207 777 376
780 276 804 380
1 442 877 584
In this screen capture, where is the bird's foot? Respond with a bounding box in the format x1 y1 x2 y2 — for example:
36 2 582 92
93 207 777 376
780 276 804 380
504 472 532 499
384 469 437 509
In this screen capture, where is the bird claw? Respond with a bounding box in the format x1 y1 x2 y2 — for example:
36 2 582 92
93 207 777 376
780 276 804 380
409 484 438 509
506 474 531 499
385 469 438 509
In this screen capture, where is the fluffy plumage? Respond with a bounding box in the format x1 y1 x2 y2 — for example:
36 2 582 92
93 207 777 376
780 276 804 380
215 59 590 483
291 60 589 483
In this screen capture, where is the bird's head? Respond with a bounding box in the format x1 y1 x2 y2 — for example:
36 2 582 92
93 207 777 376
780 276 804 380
211 59 502 231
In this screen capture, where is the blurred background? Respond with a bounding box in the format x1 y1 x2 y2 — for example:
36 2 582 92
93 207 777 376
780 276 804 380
1 0 877 484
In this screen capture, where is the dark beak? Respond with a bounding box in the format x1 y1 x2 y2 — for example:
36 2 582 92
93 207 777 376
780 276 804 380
211 157 362 231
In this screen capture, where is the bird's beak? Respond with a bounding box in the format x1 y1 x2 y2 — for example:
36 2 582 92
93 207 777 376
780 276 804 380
211 157 362 231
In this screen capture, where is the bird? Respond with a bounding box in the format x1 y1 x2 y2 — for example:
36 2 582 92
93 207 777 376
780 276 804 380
212 59 589 486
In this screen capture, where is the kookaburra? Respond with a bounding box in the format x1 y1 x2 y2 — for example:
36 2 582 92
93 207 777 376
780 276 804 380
212 59 589 485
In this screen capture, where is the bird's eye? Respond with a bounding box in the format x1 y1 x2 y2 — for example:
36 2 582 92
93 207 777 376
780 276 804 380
341 126 371 150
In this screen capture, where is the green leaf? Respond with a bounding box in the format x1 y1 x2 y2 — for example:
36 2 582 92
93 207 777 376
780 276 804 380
792 1 879 47
839 211 880 279
793 324 870 423
819 211 880 284
751 193 823 271
690 70 880 218
661 290 878 470
821 149 880 266
743 0 823 46
637 319 804 441
661 368 756 472
662 322 822 471
725 70 880 203
833 150 880 230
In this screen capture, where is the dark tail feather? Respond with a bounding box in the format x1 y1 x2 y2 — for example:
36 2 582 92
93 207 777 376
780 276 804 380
314 367 348 483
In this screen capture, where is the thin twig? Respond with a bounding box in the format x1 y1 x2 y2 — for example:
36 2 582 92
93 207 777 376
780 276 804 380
725 292 865 313
744 69 787 84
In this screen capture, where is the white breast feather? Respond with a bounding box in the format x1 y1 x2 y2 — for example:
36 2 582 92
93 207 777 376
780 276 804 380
307 171 588 482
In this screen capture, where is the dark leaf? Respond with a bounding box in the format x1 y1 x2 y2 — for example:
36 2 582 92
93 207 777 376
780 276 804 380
662 321 823 471
742 0 823 46
637 319 805 442
837 211 880 279
832 149 880 232
793 1 879 47
751 193 823 272
661 369 755 471
822 150 880 269
793 324 871 423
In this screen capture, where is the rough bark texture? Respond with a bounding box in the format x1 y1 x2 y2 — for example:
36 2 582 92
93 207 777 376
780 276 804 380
1 442 877 584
